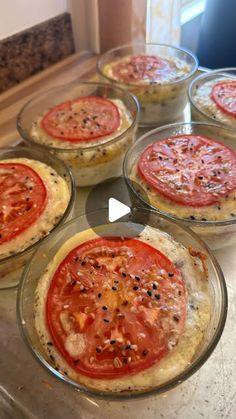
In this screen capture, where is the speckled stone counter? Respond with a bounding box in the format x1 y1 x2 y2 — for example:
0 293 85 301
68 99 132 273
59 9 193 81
0 13 74 93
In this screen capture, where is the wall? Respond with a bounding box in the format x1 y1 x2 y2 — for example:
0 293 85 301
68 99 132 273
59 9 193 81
0 0 67 40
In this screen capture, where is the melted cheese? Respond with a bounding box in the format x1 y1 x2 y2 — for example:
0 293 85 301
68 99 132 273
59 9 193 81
0 158 71 259
34 223 211 393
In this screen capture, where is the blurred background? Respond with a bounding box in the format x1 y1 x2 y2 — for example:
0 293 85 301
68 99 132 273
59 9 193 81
0 0 235 93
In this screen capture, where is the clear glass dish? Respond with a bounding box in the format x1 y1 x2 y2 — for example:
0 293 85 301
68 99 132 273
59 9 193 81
188 68 236 137
17 208 227 399
17 81 139 187
124 122 236 249
97 43 198 127
0 146 75 289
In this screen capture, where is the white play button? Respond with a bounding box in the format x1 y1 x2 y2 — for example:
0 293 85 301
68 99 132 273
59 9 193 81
108 197 131 222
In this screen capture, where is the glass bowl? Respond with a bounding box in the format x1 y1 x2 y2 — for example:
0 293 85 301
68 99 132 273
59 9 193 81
17 208 227 399
124 122 236 250
188 68 236 137
0 146 75 289
97 43 198 127
17 81 139 187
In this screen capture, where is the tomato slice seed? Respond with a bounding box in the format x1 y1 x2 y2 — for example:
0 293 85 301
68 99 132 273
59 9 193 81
46 237 187 379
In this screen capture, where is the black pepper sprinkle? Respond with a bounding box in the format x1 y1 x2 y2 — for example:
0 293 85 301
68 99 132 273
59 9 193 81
103 319 109 323
125 345 131 350
112 286 117 291
47 342 53 346
142 350 148 357
153 283 157 290
102 306 108 311
155 294 161 300
135 276 140 281
147 290 152 297
81 261 86 266
190 215 195 220
110 340 116 344
231 213 235 217
74 257 79 262
122 272 127 277
98 293 102 298
202 218 207 221
133 286 139 291
26 197 30 201
96 347 102 353
168 272 174 277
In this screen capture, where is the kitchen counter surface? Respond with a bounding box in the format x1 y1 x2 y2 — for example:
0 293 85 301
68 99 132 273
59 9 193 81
0 52 236 419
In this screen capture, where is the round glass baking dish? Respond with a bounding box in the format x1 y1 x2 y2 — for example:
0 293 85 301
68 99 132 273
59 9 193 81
124 122 236 250
17 208 227 399
97 43 198 127
188 68 236 137
17 81 139 187
0 146 75 289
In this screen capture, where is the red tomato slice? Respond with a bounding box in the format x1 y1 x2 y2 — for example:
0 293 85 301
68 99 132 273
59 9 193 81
46 237 187 379
111 54 171 84
41 96 120 142
0 163 47 245
211 80 236 119
138 135 236 207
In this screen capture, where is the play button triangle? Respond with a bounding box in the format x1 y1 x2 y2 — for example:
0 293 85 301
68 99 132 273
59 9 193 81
108 197 131 222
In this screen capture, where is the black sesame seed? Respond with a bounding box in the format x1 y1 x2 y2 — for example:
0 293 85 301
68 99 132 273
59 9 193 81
142 349 148 357
47 342 53 346
231 213 235 217
98 293 102 298
168 272 174 277
155 294 161 300
135 276 140 281
110 340 116 344
125 345 131 350
74 257 79 262
133 286 139 291
96 347 102 353
152 283 157 290
112 286 117 291
201 218 207 221
102 306 108 311
173 315 180 322
190 215 195 220
103 319 109 323
122 272 127 277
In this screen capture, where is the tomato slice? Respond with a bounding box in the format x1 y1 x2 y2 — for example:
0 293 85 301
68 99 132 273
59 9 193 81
138 135 236 207
111 54 171 84
211 80 236 119
0 163 47 245
41 96 120 142
46 237 187 379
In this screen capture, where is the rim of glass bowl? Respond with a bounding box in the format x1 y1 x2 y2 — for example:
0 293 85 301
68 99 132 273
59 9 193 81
17 208 227 400
17 81 140 152
188 67 236 130
0 146 75 265
97 42 199 87
124 121 236 227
